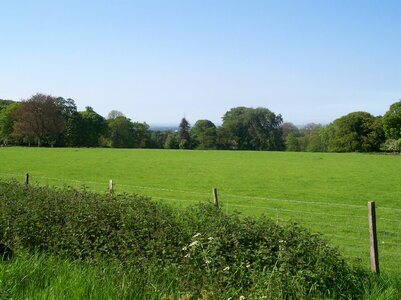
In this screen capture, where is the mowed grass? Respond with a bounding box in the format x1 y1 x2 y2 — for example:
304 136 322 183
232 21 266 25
1 147 400 273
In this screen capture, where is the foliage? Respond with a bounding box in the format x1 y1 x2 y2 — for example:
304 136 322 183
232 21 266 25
381 138 401 153
132 122 151 148
2 93 400 153
191 119 217 149
107 116 135 148
326 112 384 152
164 131 179 149
148 130 169 148
0 99 15 110
178 117 191 149
221 106 284 150
0 180 370 299
285 132 300 151
383 100 401 140
12 93 65 146
55 97 83 147
0 101 20 145
281 122 299 141
79 107 108 147
284 123 324 152
2 147 400 273
298 123 324 152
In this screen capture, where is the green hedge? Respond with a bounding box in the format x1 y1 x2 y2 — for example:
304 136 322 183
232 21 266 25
0 180 368 299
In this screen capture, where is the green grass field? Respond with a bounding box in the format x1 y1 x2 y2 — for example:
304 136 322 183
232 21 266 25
1 147 400 273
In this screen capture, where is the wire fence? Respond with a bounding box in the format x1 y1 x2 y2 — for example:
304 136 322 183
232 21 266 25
0 172 400 273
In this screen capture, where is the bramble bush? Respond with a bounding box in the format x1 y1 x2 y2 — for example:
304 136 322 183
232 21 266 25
0 180 369 299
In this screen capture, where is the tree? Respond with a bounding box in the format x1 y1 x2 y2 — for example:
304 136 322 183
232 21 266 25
79 107 108 147
107 110 125 120
327 112 384 152
13 93 65 146
164 131 179 149
383 100 401 140
285 133 301 151
281 122 300 141
55 97 82 147
149 130 169 149
132 122 151 148
0 99 15 111
178 117 191 149
298 123 324 152
107 115 135 148
221 106 283 150
191 119 217 149
281 122 301 151
0 101 20 145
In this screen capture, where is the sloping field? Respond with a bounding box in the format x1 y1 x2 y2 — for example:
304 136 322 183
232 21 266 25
1 147 400 273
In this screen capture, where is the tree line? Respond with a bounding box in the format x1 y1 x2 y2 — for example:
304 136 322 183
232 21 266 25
1 93 400 152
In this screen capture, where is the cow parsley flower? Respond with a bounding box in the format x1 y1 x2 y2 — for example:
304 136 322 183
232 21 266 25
189 241 199 247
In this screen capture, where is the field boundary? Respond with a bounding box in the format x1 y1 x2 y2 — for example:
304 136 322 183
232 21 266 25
0 172 400 273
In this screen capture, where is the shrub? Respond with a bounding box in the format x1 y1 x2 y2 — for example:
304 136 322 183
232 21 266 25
0 180 368 299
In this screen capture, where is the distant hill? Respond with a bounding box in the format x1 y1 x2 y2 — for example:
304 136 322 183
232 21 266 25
149 124 178 131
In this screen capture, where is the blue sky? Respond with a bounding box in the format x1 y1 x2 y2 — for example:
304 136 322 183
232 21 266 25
1 0 400 126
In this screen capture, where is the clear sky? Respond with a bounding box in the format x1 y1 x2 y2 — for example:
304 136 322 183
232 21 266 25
1 0 400 126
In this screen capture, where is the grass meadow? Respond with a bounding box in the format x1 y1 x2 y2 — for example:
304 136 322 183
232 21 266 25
1 147 400 275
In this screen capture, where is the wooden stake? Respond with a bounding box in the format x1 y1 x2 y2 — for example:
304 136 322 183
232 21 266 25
213 188 219 208
25 173 29 186
368 201 379 274
109 179 113 197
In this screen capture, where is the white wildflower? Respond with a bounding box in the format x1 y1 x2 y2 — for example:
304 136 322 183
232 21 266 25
193 233 201 238
205 260 211 264
223 266 230 271
246 264 250 268
189 241 199 247
208 237 214 241
184 253 190 258
239 296 245 300
182 246 188 251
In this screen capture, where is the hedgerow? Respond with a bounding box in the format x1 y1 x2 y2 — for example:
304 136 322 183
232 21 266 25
0 180 368 299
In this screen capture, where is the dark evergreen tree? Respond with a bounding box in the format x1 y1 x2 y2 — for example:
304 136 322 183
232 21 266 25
178 117 191 149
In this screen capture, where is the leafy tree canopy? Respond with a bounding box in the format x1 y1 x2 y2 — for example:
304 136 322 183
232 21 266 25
383 100 401 140
327 111 384 152
191 119 217 149
221 106 283 150
13 93 65 146
79 107 108 147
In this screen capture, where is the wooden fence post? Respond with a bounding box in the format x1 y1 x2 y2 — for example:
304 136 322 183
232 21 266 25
212 188 219 208
25 173 29 186
109 179 113 197
368 201 379 274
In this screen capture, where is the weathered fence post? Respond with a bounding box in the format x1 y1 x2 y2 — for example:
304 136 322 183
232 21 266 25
25 173 29 186
212 187 219 208
368 201 379 274
109 179 113 197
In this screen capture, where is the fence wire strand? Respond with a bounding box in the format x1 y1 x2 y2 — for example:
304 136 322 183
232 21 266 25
0 172 400 272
